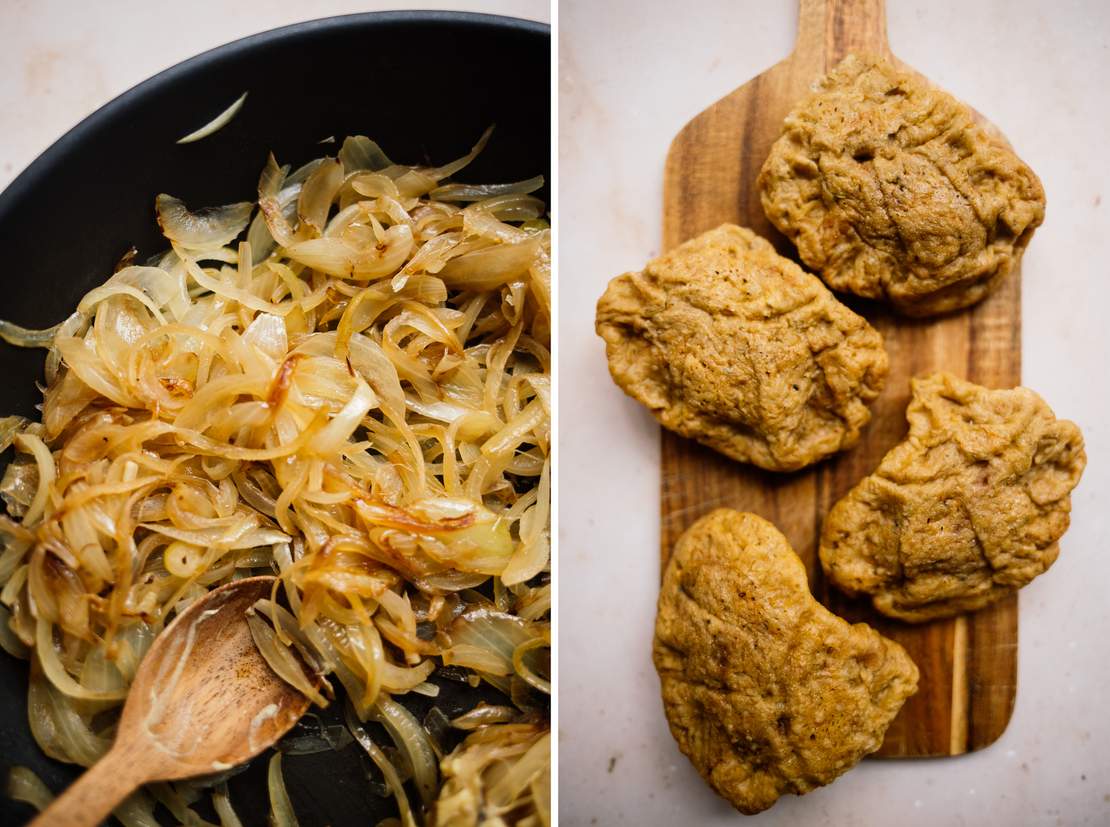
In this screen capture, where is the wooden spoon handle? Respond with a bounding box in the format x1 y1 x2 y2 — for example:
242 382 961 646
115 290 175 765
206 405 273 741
29 745 155 827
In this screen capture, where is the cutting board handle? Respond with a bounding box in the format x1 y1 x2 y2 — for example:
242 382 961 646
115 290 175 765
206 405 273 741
795 0 892 64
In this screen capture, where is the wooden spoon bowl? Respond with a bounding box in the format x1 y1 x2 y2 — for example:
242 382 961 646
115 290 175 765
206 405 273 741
31 576 313 826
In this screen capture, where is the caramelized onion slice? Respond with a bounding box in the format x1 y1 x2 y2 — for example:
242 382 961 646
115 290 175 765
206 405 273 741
155 194 252 249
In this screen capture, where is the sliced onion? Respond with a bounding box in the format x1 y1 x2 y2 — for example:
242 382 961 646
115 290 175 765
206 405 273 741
177 91 248 144
148 783 209 825
56 336 137 407
430 175 544 202
247 614 327 707
267 753 300 827
487 731 551 808
427 126 494 182
449 704 518 730
445 609 545 693
438 238 541 291
482 398 545 459
350 173 400 200
380 659 435 693
297 159 344 235
243 312 288 362
182 258 293 315
513 634 551 695
78 266 188 322
35 619 128 701
346 704 418 827
247 209 277 264
258 155 297 248
532 765 551 827
212 782 244 827
6 766 54 812
111 790 162 827
28 672 111 765
15 434 55 526
286 224 414 280
155 194 252 249
0 319 63 348
441 644 511 676
434 723 549 826
339 136 393 173
0 606 28 658
371 695 439 806
355 498 514 575
502 459 551 586
307 380 376 455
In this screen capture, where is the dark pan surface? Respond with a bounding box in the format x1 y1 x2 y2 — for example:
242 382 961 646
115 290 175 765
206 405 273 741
0 11 549 825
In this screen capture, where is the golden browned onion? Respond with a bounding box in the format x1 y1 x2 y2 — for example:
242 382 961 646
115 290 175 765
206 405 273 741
0 130 550 826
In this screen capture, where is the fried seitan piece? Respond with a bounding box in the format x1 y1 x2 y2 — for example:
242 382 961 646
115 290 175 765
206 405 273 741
759 54 1045 316
654 509 918 814
820 372 1086 622
595 224 888 471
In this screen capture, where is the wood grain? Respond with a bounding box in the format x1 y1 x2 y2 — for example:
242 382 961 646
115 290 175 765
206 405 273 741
31 577 312 827
660 0 1018 757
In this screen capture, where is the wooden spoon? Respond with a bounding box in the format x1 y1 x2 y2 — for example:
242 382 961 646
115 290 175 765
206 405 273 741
660 0 1021 757
31 576 313 826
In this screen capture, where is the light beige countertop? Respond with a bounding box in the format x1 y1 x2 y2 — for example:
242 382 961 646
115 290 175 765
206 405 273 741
560 1 1110 825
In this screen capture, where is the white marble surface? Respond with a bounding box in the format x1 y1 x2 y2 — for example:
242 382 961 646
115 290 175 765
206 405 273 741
559 1 1110 825
0 0 548 191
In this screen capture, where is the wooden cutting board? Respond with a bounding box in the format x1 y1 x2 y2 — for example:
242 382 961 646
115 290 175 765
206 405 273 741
660 0 1020 757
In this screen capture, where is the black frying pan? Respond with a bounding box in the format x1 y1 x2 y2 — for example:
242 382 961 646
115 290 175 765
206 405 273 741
0 11 550 825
